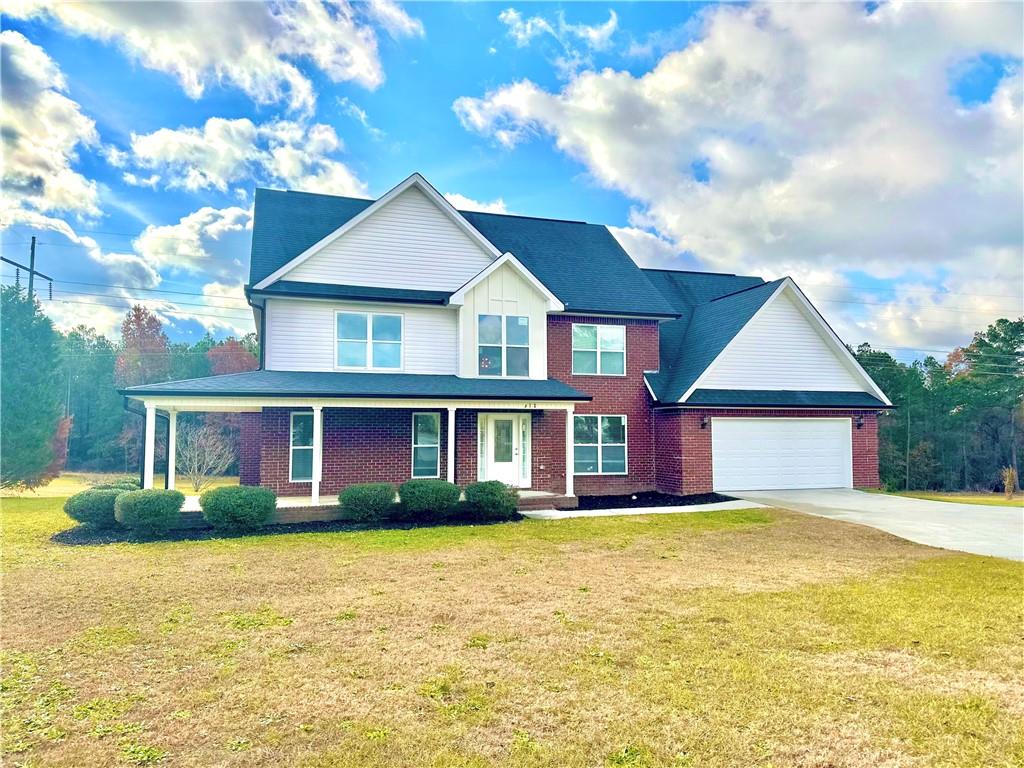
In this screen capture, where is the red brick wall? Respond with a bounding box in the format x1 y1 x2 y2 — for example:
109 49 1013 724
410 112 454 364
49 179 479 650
547 315 659 496
239 413 261 486
653 410 685 494
257 407 449 495
658 409 880 495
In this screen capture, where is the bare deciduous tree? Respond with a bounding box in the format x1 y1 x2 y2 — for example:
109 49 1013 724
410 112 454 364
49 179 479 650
177 422 235 492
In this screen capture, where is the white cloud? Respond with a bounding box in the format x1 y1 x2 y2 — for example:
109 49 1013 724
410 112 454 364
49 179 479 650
444 193 509 215
6 0 424 113
125 117 366 195
337 96 385 139
133 205 253 275
609 226 688 269
0 30 100 217
498 7 618 78
457 2 1024 351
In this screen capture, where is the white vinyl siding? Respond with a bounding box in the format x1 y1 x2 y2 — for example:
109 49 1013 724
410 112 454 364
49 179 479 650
283 186 493 291
700 291 865 391
266 298 456 374
712 418 852 491
458 262 549 379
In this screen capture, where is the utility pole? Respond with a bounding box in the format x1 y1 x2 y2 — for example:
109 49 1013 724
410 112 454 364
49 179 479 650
27 236 36 299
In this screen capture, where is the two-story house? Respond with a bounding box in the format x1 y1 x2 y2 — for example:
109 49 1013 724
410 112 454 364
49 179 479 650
122 173 891 510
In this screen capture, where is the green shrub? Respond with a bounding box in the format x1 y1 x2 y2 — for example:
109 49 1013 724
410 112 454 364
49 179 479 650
63 488 123 529
340 483 396 522
93 477 141 491
114 490 185 535
397 479 461 521
463 481 520 521
199 486 276 531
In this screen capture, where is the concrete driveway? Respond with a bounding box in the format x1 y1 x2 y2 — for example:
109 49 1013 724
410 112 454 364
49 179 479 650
732 488 1024 561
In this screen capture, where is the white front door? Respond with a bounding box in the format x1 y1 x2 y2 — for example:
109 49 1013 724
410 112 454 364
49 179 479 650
479 413 531 487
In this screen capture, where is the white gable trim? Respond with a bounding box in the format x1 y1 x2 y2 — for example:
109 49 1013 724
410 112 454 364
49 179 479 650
679 278 891 405
448 252 564 312
253 173 503 290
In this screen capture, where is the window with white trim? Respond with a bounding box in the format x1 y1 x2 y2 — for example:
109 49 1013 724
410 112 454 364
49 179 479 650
290 412 314 482
478 314 529 377
572 324 625 375
411 412 440 478
336 311 403 370
573 415 627 475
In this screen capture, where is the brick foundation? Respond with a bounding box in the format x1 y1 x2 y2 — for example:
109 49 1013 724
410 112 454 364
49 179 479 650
654 409 880 495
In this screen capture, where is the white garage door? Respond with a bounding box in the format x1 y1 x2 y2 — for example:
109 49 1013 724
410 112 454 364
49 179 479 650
712 418 852 491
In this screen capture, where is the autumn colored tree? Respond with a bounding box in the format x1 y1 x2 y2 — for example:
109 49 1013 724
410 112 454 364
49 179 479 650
115 305 170 388
208 338 258 375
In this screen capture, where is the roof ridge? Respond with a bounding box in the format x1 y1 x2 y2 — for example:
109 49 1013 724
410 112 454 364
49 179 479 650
461 210 588 226
708 276 785 303
642 267 741 277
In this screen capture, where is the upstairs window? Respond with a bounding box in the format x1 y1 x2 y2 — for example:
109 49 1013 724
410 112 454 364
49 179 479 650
573 415 627 475
572 324 625 375
478 314 529 377
336 311 402 370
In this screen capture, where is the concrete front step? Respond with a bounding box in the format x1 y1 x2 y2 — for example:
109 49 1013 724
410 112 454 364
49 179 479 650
517 494 578 511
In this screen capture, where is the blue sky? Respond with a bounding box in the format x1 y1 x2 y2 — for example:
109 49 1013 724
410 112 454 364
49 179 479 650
2 1 1021 359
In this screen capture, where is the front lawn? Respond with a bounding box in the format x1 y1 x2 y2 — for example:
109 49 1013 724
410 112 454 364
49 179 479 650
870 490 1023 508
2 497 1022 767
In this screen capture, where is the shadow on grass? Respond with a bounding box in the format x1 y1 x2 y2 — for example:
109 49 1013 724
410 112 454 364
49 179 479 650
51 513 525 546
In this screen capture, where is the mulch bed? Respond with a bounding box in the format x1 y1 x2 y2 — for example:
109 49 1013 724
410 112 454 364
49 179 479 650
575 491 735 511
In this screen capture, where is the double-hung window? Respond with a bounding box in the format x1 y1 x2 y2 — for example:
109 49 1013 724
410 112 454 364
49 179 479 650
572 324 625 375
290 412 314 482
411 413 440 478
336 311 402 370
573 415 627 475
478 314 529 377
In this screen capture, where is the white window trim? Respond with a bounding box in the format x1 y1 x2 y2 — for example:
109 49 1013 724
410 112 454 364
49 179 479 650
573 414 628 476
477 313 531 379
571 323 626 377
411 412 441 479
289 411 314 483
334 310 405 372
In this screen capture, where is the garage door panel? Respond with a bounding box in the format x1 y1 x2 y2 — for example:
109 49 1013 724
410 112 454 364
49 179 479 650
712 418 852 491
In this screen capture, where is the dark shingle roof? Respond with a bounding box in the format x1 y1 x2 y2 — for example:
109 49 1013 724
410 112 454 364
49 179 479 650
247 281 450 305
121 370 590 401
682 390 888 408
248 188 677 318
642 270 775 403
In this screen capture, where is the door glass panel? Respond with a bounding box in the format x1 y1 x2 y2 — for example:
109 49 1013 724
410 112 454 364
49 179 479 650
520 417 529 478
494 419 513 462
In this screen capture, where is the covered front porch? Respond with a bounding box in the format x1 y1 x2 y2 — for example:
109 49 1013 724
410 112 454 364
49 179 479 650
122 370 591 510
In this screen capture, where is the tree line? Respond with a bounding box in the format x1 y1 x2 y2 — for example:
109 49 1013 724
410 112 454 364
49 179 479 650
1 286 257 487
1 284 1021 491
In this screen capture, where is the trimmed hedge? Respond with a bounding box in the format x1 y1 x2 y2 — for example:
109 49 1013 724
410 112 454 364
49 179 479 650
64 488 123 529
463 481 520 521
93 477 141 491
114 489 185 535
200 486 276 531
397 479 461 521
340 483 396 522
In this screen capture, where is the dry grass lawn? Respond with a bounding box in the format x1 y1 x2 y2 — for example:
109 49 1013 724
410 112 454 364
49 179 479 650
0 473 239 499
2 496 1023 767
878 490 1023 508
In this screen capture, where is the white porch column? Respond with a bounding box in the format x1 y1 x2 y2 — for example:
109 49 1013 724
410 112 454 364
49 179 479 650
311 406 323 505
446 407 456 484
143 405 156 489
166 410 177 490
565 406 574 497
